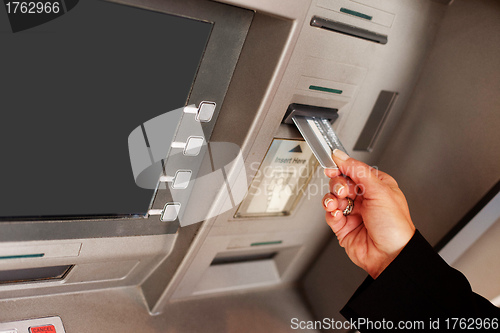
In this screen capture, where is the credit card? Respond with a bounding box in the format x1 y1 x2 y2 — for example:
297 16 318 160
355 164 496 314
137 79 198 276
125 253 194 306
292 115 348 168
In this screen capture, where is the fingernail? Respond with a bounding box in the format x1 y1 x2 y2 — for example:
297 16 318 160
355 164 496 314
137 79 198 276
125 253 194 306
324 198 334 208
331 210 342 218
333 149 349 161
333 183 344 196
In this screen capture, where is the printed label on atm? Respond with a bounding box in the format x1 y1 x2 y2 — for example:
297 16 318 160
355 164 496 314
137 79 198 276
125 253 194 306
265 140 313 213
272 140 313 167
235 139 317 218
29 325 56 333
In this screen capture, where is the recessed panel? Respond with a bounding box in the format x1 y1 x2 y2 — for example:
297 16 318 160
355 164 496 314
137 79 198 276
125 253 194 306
235 139 317 218
0 265 72 285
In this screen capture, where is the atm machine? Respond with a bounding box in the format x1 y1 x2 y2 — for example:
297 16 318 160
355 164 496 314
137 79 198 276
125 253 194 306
0 0 499 332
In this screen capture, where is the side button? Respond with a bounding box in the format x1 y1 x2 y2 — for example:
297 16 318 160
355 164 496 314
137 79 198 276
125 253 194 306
196 101 216 122
160 203 181 222
172 170 192 190
184 136 204 156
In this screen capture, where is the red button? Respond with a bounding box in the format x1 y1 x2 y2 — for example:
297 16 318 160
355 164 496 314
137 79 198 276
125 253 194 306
29 325 56 333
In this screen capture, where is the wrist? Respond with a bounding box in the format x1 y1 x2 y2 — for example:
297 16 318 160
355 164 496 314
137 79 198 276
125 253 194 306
368 229 416 279
368 258 394 279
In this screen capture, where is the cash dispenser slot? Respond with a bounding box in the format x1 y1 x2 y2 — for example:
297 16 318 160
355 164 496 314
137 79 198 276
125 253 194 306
210 252 277 266
310 16 388 44
191 246 301 296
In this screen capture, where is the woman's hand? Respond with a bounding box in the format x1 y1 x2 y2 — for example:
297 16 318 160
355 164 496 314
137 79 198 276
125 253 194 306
322 149 416 279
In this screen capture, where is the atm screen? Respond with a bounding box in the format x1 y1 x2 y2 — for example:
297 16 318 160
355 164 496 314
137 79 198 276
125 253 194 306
0 0 212 219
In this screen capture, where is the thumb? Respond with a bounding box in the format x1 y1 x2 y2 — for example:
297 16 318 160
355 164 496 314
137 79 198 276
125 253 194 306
331 149 382 195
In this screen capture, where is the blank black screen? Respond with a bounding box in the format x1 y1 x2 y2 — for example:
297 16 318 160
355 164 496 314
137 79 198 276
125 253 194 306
0 0 212 218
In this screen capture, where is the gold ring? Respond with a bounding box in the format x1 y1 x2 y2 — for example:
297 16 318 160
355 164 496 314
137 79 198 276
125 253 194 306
343 198 354 216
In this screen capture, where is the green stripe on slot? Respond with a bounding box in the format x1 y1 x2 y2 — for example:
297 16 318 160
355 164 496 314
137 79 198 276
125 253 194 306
309 85 343 95
250 241 282 247
340 8 373 21
0 253 44 260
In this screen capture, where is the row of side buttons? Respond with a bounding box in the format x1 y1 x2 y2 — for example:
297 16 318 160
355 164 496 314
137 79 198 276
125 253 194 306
160 101 216 222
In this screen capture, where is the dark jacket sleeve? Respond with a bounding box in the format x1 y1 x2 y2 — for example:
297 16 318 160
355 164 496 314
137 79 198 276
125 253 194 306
340 230 500 332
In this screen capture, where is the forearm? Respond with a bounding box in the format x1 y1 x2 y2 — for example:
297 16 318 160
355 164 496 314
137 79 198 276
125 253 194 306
341 231 500 331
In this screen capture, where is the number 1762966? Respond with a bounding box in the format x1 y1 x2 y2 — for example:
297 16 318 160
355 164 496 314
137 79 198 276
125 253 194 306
5 2 61 14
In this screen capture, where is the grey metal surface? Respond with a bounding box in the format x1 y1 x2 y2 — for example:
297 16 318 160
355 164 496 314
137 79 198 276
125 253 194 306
0 286 319 333
0 316 66 333
0 0 253 242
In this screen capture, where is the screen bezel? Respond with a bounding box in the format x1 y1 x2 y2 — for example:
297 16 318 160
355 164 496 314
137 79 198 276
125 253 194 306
0 0 253 241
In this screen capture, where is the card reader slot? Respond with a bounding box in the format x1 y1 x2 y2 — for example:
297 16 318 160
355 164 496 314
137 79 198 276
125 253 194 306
284 104 348 169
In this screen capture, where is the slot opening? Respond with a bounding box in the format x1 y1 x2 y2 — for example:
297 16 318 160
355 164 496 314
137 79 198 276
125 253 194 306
0 265 73 285
211 252 277 266
310 16 388 44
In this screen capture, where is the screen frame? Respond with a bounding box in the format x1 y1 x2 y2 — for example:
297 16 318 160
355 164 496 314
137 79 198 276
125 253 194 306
0 0 253 241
